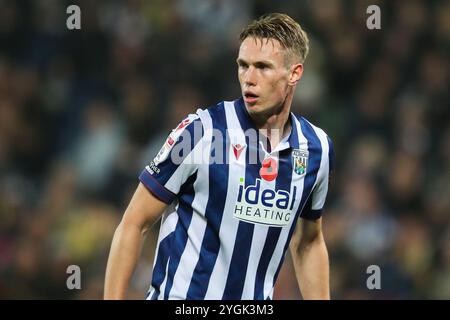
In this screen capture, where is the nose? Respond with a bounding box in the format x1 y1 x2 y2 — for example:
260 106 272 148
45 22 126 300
244 66 257 86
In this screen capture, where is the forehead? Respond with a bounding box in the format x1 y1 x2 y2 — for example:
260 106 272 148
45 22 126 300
238 37 286 62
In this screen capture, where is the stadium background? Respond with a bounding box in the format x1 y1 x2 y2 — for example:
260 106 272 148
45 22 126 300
0 0 449 299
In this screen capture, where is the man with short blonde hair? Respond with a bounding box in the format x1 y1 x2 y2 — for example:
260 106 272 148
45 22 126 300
105 13 333 300
240 13 310 64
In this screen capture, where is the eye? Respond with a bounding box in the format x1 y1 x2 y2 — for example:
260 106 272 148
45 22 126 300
237 61 248 69
255 62 270 70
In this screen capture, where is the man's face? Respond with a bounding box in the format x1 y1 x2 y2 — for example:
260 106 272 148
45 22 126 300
237 37 295 117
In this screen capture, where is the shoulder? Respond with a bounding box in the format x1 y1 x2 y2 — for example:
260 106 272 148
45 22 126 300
292 114 333 146
195 100 235 128
171 100 225 132
292 114 334 173
201 100 231 118
168 100 233 134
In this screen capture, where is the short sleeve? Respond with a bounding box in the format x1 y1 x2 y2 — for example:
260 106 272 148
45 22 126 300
300 135 334 220
139 113 204 204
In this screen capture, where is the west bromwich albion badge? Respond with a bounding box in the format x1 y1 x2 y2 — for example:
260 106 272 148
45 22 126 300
292 149 308 177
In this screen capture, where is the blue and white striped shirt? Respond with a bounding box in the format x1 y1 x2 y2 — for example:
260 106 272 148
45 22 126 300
139 98 333 300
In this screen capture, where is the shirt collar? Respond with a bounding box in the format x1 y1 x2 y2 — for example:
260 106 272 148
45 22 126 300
234 98 299 153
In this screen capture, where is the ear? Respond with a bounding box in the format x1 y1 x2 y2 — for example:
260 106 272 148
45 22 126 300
288 63 303 86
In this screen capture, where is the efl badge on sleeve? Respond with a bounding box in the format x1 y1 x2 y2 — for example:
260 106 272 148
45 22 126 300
292 149 308 177
153 114 199 166
153 142 170 166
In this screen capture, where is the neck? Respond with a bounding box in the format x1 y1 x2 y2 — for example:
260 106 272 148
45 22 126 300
249 89 294 149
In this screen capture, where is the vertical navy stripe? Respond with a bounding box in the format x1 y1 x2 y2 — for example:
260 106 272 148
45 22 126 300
288 113 301 150
254 228 281 299
222 130 258 299
149 232 173 300
272 116 323 287
254 114 299 299
221 98 260 299
234 98 256 131
163 172 198 299
253 154 292 299
186 103 229 299
298 119 324 219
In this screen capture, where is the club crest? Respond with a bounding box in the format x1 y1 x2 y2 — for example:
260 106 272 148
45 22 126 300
292 149 308 176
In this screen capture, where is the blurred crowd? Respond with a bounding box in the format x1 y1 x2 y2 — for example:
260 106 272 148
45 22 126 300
0 0 449 299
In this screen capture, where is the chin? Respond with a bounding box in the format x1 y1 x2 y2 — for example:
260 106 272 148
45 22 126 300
246 100 271 112
245 102 263 113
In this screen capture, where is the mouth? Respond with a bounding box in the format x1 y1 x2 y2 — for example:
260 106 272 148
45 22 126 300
243 91 259 104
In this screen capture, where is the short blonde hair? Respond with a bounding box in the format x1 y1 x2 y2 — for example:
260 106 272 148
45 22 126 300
239 13 310 64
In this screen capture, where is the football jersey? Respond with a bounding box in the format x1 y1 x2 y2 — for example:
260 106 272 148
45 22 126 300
139 98 333 300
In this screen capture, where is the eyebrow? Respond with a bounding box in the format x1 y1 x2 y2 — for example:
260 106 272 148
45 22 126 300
236 58 274 68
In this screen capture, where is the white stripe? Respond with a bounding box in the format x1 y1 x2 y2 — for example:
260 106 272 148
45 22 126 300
146 203 179 299
169 108 213 299
157 257 171 300
262 115 308 298
204 101 243 299
146 287 154 300
240 177 275 299
239 130 275 299
305 121 330 210
158 204 179 240
164 121 203 194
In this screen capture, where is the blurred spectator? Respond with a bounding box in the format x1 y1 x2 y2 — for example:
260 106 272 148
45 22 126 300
0 0 448 299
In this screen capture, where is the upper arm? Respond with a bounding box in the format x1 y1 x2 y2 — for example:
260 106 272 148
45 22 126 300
127 113 204 233
121 182 168 235
290 217 323 254
138 113 204 204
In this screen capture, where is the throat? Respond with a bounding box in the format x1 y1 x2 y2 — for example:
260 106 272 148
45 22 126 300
260 125 291 153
